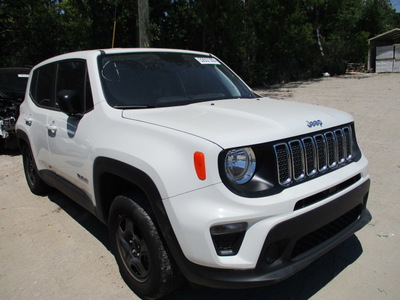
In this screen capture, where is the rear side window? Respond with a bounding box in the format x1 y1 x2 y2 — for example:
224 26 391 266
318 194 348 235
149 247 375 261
30 60 93 112
30 63 56 108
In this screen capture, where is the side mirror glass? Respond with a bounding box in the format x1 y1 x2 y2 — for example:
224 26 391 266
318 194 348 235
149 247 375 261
57 90 83 118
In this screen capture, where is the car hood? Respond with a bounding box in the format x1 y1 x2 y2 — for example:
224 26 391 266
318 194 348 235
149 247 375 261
121 98 353 149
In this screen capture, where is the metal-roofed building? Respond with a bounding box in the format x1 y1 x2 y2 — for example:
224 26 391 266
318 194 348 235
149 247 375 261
368 28 400 72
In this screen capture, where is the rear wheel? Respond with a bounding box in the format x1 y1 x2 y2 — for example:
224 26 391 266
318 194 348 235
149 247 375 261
108 195 182 299
21 144 49 195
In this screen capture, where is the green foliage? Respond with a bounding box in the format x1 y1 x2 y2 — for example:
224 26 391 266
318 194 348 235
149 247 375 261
0 0 398 84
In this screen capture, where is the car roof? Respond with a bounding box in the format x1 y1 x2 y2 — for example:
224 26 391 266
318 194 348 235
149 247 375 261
33 48 212 69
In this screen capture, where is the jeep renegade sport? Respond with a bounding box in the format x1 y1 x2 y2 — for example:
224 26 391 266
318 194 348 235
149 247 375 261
16 49 371 299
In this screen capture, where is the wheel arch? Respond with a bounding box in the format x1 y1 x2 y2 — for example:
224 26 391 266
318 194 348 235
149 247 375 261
93 156 197 291
93 157 166 226
15 129 31 150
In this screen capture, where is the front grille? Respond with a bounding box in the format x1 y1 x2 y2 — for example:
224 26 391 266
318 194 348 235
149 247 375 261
274 126 353 186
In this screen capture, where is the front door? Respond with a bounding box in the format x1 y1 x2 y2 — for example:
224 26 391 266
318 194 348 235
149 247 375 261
46 60 94 194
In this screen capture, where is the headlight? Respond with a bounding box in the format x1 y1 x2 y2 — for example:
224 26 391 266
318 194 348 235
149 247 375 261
224 147 256 184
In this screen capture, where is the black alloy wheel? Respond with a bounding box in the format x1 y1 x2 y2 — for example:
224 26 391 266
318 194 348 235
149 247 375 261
108 195 182 299
116 214 151 282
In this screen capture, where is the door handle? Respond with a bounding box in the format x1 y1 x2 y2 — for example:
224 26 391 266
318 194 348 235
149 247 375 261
24 116 33 126
46 123 58 134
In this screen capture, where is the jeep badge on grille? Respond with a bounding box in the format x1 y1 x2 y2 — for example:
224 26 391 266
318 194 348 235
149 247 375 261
306 120 323 127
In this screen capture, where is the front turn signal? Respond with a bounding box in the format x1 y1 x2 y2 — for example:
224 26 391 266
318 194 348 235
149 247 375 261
194 152 206 180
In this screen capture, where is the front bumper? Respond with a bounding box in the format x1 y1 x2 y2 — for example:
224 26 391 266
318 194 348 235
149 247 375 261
164 178 370 288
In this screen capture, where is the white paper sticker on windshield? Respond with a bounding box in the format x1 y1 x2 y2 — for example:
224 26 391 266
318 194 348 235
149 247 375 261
195 57 220 65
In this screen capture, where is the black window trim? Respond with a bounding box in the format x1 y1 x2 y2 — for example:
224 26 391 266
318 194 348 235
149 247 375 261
30 58 94 113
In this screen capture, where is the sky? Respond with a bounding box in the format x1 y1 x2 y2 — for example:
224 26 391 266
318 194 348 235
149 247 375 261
392 0 400 12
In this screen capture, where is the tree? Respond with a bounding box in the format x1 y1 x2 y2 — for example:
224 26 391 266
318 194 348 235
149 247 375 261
0 0 66 66
1 0 398 83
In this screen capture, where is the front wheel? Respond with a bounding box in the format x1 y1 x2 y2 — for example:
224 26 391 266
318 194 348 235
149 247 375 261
108 195 182 299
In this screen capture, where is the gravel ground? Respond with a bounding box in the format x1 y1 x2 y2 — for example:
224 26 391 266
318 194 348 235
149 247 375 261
1 73 399 299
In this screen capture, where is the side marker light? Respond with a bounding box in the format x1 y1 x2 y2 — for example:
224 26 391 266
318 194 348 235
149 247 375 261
194 152 206 180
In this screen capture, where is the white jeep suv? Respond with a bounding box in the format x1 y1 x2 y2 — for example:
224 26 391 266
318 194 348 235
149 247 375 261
16 48 371 299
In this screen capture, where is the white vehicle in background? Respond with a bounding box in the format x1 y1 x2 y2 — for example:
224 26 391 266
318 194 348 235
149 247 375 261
16 48 371 299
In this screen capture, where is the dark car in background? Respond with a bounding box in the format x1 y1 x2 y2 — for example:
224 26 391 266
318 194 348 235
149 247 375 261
0 68 30 151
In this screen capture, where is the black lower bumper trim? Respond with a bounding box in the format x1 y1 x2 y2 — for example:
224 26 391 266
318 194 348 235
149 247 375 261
175 179 370 289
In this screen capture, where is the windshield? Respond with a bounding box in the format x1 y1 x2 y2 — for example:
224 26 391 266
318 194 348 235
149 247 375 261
98 52 255 108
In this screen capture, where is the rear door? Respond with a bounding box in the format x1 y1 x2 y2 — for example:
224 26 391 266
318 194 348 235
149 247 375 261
23 63 57 171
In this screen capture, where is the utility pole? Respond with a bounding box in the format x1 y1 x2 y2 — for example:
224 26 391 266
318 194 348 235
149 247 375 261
137 0 150 47
111 4 117 48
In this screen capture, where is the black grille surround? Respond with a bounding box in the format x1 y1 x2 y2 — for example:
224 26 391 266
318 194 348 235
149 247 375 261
218 123 361 198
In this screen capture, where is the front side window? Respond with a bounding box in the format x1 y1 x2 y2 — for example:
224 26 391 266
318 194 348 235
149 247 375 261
57 60 93 112
98 52 256 108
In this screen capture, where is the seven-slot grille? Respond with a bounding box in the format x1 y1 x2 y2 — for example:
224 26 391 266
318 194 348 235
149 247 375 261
274 126 353 186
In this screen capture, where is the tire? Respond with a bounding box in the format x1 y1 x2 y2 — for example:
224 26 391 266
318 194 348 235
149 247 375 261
21 144 49 195
108 195 182 299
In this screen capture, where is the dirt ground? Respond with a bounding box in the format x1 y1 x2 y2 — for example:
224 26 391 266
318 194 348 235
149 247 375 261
1 73 399 299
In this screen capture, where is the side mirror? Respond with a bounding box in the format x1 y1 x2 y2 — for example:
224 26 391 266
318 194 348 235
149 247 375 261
57 90 83 118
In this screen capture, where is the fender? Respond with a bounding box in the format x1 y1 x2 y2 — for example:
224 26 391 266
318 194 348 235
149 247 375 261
92 156 195 274
93 156 169 225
